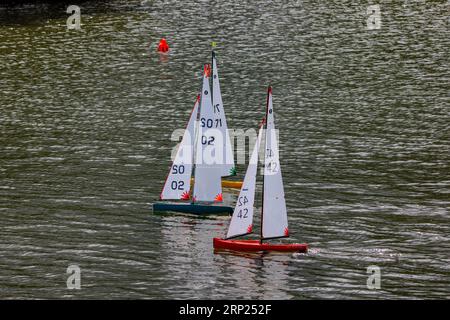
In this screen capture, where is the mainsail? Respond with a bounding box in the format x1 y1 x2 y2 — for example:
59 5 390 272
212 51 235 176
193 64 223 202
262 87 289 239
160 95 199 200
226 126 263 239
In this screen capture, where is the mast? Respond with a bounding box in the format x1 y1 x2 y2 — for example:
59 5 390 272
260 86 271 244
211 50 214 99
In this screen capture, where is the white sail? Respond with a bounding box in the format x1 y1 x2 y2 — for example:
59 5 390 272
212 52 235 177
160 96 199 200
262 87 289 239
226 126 263 239
193 64 223 202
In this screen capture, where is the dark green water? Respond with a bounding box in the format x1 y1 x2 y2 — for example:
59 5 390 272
0 0 449 299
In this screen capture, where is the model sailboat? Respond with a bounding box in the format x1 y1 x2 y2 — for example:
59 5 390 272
190 51 243 189
213 86 308 252
153 64 234 215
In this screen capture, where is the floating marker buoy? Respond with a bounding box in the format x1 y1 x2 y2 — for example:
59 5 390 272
157 38 169 52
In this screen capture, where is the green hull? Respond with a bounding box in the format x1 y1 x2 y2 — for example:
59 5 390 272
153 202 233 215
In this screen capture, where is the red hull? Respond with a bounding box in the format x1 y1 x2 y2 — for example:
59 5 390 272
213 238 308 253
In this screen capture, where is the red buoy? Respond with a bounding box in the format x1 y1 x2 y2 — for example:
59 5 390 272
157 38 169 52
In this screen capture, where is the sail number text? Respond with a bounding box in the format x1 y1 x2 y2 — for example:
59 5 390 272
237 196 249 218
170 165 186 190
201 135 215 145
201 117 222 128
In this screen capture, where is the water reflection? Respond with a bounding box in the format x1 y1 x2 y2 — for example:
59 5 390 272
213 249 293 299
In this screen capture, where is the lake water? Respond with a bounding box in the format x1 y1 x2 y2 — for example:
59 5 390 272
0 0 449 299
